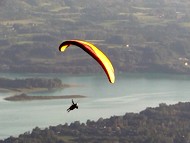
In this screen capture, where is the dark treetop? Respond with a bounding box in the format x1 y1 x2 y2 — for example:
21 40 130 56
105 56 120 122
1 102 190 143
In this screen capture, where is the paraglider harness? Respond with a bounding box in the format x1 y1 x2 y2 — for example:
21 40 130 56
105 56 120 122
67 99 78 112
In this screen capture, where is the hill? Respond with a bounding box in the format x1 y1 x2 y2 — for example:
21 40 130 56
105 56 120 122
1 0 190 74
1 102 190 143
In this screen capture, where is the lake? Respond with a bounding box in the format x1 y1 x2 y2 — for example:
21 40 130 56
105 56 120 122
0 72 190 139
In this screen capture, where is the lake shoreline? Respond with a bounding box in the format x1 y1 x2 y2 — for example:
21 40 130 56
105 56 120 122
0 82 85 101
4 93 86 101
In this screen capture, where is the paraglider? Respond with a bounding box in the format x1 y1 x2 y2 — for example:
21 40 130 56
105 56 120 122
59 39 115 83
67 99 78 112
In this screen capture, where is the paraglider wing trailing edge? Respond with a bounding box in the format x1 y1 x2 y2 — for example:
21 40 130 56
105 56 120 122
59 39 115 83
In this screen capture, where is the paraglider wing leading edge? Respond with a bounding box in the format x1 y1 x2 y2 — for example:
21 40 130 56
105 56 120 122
59 40 115 83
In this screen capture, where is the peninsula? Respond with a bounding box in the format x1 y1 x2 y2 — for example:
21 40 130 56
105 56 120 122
4 93 86 101
0 77 86 101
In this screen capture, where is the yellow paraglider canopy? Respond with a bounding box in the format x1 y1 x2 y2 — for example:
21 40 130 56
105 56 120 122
59 39 115 83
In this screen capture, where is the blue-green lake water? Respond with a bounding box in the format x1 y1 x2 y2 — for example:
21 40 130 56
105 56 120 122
0 73 190 139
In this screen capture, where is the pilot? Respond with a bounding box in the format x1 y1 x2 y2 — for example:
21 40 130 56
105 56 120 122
67 99 78 112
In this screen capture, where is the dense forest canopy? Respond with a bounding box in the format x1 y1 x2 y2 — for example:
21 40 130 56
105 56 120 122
0 0 190 73
0 77 62 89
1 102 190 143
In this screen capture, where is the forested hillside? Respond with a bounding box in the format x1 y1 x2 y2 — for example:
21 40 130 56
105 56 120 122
0 77 62 89
1 102 190 143
1 0 190 73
